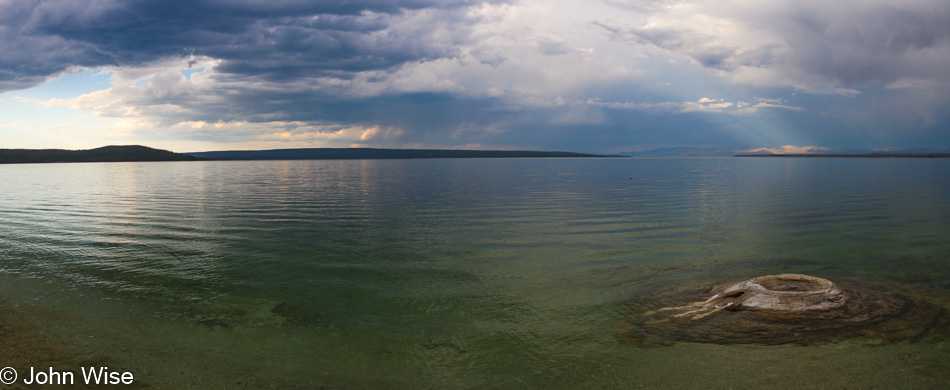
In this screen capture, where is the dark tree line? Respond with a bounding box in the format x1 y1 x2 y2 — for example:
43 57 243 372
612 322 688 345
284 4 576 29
0 145 204 164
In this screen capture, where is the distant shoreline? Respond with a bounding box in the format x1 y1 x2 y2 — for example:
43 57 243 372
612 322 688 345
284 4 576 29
0 146 622 165
0 145 204 165
184 147 623 160
735 153 950 158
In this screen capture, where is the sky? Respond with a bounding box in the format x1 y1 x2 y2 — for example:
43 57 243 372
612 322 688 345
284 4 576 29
1 0 949 154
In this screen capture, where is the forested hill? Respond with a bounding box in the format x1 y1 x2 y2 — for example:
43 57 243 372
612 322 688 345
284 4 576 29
0 145 204 164
184 148 616 160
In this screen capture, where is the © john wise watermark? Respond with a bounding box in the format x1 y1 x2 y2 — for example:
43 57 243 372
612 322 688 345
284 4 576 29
0 366 134 385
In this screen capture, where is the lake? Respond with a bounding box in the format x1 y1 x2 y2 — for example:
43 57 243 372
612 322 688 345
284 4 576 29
1 158 949 388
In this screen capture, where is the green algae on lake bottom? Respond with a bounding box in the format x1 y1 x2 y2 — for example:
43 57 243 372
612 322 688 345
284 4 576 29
3 158 950 388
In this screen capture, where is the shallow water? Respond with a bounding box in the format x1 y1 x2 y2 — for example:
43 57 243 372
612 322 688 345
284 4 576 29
1 158 949 388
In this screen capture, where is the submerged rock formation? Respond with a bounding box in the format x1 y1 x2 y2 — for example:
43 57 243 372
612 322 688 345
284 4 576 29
622 274 948 346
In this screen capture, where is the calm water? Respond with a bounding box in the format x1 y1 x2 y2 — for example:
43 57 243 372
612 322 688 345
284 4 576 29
1 158 950 388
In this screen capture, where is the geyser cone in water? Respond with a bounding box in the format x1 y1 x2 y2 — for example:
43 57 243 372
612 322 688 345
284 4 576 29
622 274 948 345
686 274 847 316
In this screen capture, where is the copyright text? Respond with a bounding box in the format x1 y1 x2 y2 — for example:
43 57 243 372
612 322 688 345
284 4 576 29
0 366 134 385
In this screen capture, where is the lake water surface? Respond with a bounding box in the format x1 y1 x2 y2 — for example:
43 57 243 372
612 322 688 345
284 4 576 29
1 158 949 388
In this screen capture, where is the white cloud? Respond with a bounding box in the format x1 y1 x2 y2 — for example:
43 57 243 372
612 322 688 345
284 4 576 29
26 0 655 147
5 0 949 151
583 96 802 115
0 120 26 128
744 145 831 154
371 1 643 104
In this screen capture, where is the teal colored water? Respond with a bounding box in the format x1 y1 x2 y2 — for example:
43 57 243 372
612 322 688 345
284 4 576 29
1 158 950 388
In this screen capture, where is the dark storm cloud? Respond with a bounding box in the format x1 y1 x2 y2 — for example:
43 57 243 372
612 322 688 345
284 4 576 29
781 4 950 85
5 0 950 152
603 1 950 88
0 0 490 91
